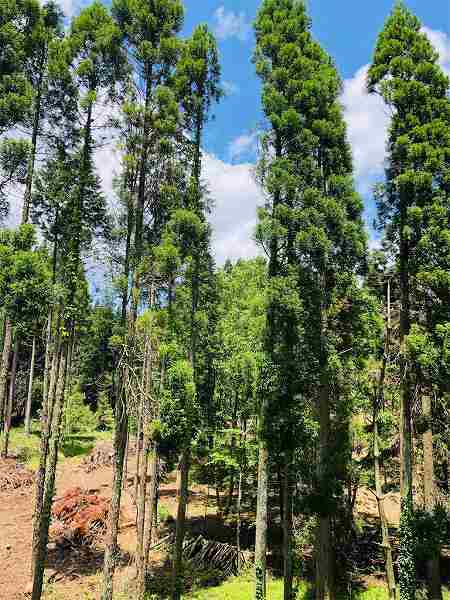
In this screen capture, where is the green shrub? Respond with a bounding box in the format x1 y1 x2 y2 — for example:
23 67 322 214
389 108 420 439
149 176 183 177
96 391 114 431
64 386 96 437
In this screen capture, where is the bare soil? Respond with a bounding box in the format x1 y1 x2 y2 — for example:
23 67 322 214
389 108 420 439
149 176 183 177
0 444 213 600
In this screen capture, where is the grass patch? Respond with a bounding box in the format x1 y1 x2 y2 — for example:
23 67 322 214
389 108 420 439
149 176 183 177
186 574 450 600
5 423 112 469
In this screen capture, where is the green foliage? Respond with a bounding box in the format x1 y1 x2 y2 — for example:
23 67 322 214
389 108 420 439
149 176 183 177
0 225 52 328
96 391 114 431
159 359 197 454
64 385 97 437
0 0 40 133
398 497 417 600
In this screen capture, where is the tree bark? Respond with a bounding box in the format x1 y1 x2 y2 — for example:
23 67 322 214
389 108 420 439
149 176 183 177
101 381 128 600
144 444 158 570
398 197 415 600
31 341 68 600
316 369 333 600
22 55 44 225
31 328 61 583
283 451 293 600
254 440 269 600
136 427 149 597
374 279 396 598
171 447 190 600
25 336 37 435
2 336 19 458
0 319 12 430
422 394 442 600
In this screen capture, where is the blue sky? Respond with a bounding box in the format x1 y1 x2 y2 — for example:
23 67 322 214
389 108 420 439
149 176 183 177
71 0 450 263
181 0 449 162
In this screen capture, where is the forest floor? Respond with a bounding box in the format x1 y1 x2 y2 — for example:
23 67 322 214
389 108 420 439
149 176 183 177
0 427 224 600
0 427 448 599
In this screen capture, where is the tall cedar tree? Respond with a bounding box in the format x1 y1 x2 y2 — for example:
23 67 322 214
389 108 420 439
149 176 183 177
368 5 450 599
254 2 366 598
30 5 123 598
169 24 221 600
102 1 184 597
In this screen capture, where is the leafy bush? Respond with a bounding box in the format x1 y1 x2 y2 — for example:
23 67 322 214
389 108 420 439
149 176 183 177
64 386 96 437
96 391 114 431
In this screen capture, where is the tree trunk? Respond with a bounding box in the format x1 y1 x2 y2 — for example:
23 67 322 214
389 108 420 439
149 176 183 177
2 336 19 458
254 440 269 600
316 371 333 600
136 428 150 598
31 341 68 600
134 393 144 505
101 382 128 600
0 319 12 430
374 279 396 598
283 451 293 600
123 429 129 490
171 447 190 600
375 415 396 598
398 199 415 600
31 329 61 583
144 445 158 570
237 466 243 572
422 394 442 600
25 336 37 435
22 58 44 224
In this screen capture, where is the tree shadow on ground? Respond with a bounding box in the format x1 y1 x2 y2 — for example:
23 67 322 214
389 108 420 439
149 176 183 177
45 543 132 581
61 435 96 458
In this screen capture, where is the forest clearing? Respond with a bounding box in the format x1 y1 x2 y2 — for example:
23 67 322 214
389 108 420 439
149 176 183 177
0 0 449 598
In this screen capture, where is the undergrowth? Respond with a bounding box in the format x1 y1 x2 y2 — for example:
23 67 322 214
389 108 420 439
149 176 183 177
6 422 111 470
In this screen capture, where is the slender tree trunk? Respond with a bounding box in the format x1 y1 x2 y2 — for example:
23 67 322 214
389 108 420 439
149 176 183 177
123 429 129 490
22 58 44 224
375 414 396 597
422 394 442 600
101 380 128 600
398 201 415 600
0 319 12 429
237 466 243 572
254 439 269 600
31 326 61 583
171 447 190 600
136 427 149 597
283 451 293 600
134 391 144 505
2 336 19 458
225 474 235 518
374 279 396 598
316 371 333 600
31 342 68 600
25 336 37 435
144 444 158 570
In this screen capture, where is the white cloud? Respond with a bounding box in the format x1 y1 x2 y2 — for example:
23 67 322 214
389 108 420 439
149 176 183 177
213 6 251 42
341 65 390 183
203 153 262 265
222 80 240 96
58 0 77 18
421 27 450 75
228 132 258 161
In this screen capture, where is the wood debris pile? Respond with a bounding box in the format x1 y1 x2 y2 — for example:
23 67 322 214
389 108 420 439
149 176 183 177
183 535 249 577
50 487 110 546
81 443 115 472
0 459 34 492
